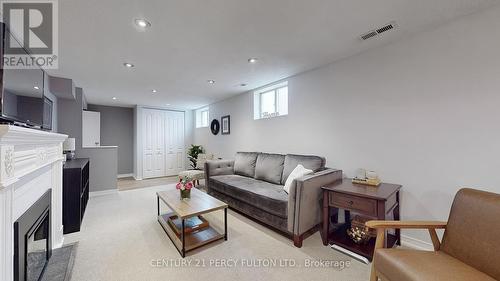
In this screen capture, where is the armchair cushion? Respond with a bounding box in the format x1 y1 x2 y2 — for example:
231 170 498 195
440 188 500 280
196 153 214 170
375 249 496 281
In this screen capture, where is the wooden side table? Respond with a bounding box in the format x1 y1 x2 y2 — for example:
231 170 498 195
322 179 402 261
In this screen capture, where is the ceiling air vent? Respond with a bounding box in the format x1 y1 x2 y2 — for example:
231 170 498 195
376 23 394 34
360 21 397 41
360 31 378 41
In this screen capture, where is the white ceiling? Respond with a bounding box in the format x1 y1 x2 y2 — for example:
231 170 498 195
49 0 498 109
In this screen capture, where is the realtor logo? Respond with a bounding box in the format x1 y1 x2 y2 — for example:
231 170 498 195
1 0 58 69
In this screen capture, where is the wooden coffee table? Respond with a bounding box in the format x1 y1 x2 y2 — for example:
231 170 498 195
156 188 228 257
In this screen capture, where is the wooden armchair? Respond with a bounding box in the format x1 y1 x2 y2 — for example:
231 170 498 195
366 188 500 281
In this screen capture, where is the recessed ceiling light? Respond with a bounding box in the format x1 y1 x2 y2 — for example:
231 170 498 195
135 19 151 28
34 86 40 90
248 58 258 63
240 83 247 87
152 89 157 93
112 97 117 100
207 80 215 84
123 62 134 68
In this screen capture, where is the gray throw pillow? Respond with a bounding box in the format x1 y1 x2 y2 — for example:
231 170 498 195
255 153 285 185
234 152 259 178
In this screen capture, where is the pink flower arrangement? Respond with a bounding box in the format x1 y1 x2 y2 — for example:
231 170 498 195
176 177 193 191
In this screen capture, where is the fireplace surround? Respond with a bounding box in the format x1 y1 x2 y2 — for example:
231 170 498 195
0 125 67 281
14 189 52 281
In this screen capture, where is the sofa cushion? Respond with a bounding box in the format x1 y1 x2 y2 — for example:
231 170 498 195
375 249 496 281
281 154 326 184
255 153 285 184
208 189 288 232
210 175 288 218
234 152 259 178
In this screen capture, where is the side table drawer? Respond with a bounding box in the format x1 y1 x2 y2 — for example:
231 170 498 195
329 192 378 217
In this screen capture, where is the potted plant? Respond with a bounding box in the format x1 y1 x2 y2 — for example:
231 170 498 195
187 145 204 169
176 177 193 199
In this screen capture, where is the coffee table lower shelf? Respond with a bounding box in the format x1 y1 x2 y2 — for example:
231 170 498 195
158 212 225 257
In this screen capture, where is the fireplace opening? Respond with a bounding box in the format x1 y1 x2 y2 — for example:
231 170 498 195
14 189 52 281
26 211 50 281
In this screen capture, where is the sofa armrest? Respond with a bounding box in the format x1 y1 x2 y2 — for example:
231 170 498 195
287 168 343 234
204 159 235 179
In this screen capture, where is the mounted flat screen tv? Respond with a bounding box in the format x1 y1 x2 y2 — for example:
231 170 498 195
0 22 46 128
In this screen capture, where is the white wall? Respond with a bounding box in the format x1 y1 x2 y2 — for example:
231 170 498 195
193 5 500 247
87 104 135 174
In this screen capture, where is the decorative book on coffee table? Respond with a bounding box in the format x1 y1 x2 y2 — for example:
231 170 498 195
167 215 209 237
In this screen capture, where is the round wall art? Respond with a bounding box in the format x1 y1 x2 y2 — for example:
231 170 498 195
210 119 220 135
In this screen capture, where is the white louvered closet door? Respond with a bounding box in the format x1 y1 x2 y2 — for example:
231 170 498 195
165 111 185 176
142 109 166 178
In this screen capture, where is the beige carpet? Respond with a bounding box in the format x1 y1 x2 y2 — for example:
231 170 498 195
64 184 370 281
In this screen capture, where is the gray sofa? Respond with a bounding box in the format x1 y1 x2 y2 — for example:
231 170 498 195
205 152 342 247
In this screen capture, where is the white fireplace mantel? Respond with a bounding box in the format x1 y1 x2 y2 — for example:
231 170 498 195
0 125 67 281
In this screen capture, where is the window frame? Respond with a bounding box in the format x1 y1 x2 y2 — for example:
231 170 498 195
259 90 276 119
253 81 288 120
195 107 210 128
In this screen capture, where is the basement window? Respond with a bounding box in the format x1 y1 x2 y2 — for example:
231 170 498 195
196 107 209 128
253 81 288 120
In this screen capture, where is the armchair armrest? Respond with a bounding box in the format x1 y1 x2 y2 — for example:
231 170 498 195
204 159 234 179
366 220 447 229
367 220 447 252
287 169 343 237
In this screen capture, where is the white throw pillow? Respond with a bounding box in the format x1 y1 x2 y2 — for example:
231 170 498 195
283 164 313 194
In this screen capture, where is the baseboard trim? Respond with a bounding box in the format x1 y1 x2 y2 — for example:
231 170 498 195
89 189 118 197
53 225 64 249
53 237 64 250
331 244 369 264
400 234 434 250
117 173 133 179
